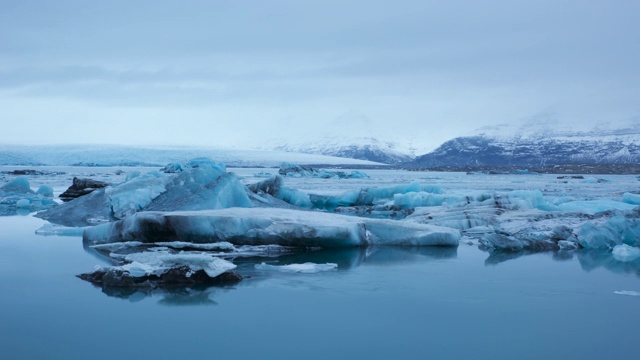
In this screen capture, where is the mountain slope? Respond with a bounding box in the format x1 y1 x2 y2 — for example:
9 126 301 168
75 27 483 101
271 136 415 164
413 124 640 167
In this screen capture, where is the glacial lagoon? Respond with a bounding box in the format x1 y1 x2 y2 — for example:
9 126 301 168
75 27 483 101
0 167 639 359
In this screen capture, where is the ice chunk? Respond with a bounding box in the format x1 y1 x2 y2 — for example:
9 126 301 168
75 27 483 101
122 250 237 278
393 192 457 208
278 163 368 179
145 166 252 211
0 177 57 215
312 181 443 210
36 188 114 226
557 199 637 215
35 223 87 237
247 175 312 208
37 158 252 226
578 210 640 249
125 171 141 181
479 233 524 252
78 250 241 289
36 185 54 197
622 193 640 205
254 262 338 273
16 199 30 208
162 163 183 173
612 244 640 262
614 291 640 296
1 177 33 194
83 208 461 248
107 171 167 219
557 240 579 250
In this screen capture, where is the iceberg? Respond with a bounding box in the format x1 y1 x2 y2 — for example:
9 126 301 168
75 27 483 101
83 207 460 248
36 158 252 226
577 208 640 249
612 244 640 262
0 176 57 215
393 192 458 208
1 177 33 194
77 245 242 289
144 161 252 212
622 192 640 206
106 171 167 219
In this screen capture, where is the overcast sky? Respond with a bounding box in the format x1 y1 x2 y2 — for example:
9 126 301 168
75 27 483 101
1 0 638 152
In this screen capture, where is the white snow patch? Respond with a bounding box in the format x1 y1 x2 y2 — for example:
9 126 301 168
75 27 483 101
121 250 237 278
255 262 338 273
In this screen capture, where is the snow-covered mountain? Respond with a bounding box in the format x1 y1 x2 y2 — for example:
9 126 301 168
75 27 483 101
413 121 640 167
269 136 416 164
0 145 384 167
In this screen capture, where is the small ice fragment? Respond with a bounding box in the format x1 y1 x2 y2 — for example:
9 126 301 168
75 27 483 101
37 185 54 197
614 291 640 296
255 262 338 273
35 223 86 237
612 244 640 262
16 199 30 208
622 192 640 205
1 177 33 193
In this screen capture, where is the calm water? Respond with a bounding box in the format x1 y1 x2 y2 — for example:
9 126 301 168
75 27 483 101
1 214 639 360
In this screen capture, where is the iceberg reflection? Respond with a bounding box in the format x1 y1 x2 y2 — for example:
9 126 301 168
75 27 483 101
81 245 457 304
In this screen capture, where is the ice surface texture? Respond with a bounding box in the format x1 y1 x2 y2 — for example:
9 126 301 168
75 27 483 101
83 208 460 248
278 162 369 179
255 262 338 273
36 159 252 226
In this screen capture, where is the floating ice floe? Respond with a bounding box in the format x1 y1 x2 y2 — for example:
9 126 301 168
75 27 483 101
77 249 241 289
35 223 87 237
622 192 640 205
613 291 640 296
83 207 461 247
255 262 338 273
611 244 640 262
578 208 640 249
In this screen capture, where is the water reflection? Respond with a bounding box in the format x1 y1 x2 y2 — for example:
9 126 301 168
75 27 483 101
81 246 458 304
90 282 226 306
484 248 640 278
0 207 31 216
576 250 640 278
